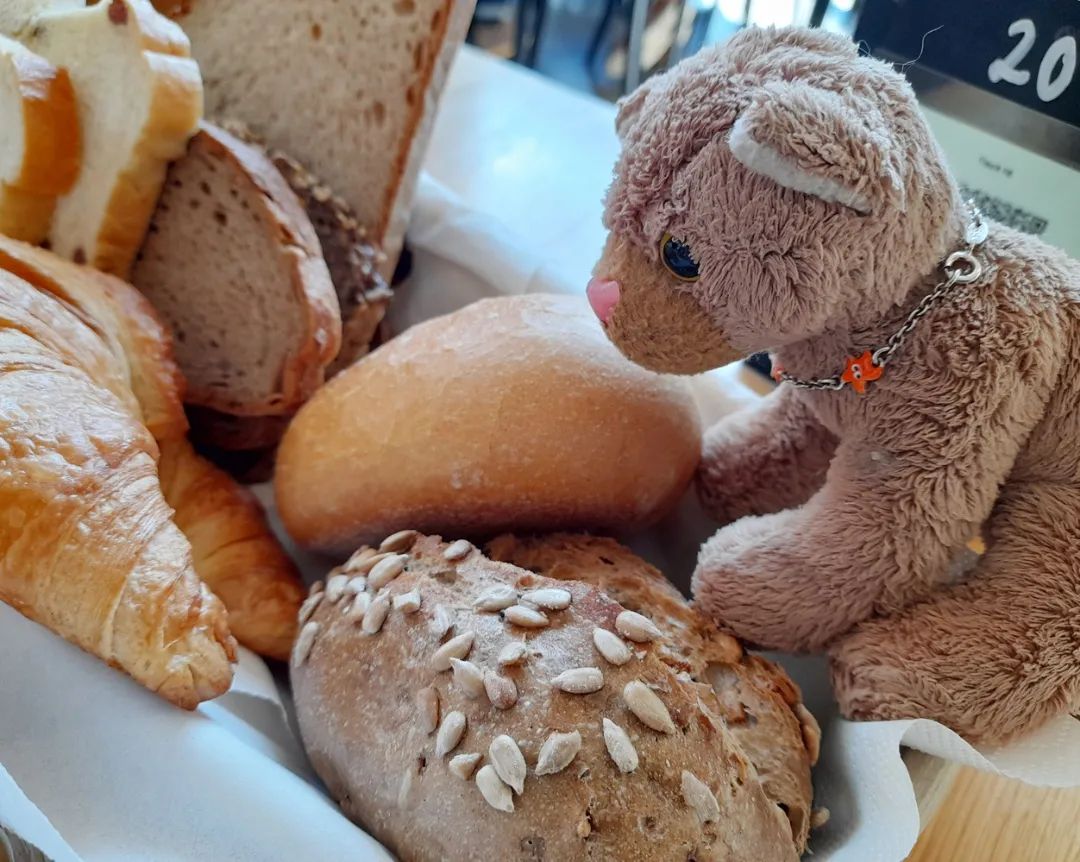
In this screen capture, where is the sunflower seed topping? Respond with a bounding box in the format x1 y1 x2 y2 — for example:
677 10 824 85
497 641 528 666
484 670 519 709
535 731 582 775
292 622 319 667
489 735 527 794
362 594 390 634
615 610 662 643
474 585 518 612
417 685 439 734
368 553 408 590
379 529 419 553
552 667 604 694
623 681 676 733
432 632 475 671
429 604 455 639
343 547 377 573
347 592 371 623
325 574 349 603
593 628 633 665
602 718 638 773
521 588 572 610
297 592 322 625
450 658 486 698
505 605 549 628
443 539 473 562
448 752 481 780
307 580 324 597
347 551 393 575
475 765 514 813
435 710 467 757
393 588 422 613
344 576 367 596
681 770 720 823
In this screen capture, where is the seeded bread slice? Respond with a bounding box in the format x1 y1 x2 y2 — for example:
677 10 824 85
132 122 341 416
158 0 474 276
0 34 80 243
23 0 202 276
220 119 393 377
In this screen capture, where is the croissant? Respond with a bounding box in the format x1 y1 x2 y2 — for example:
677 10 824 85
0 265 235 707
0 236 304 678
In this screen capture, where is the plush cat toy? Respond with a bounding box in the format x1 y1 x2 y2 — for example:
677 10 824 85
587 25 1080 744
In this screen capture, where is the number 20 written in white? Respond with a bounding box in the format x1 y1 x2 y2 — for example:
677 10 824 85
988 18 1077 103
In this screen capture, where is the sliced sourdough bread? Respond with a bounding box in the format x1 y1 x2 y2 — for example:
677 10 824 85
0 34 80 243
158 0 474 274
131 122 341 416
24 0 202 276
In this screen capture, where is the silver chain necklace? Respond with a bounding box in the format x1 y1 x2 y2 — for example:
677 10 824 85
772 205 989 394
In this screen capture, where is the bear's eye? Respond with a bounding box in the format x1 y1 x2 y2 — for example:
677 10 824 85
660 233 700 282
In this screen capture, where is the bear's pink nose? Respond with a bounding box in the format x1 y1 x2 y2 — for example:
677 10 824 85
586 277 621 324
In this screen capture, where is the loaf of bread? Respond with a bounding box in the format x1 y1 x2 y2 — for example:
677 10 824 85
292 534 814 861
275 294 703 553
132 122 341 417
486 533 820 852
23 0 202 276
156 0 473 275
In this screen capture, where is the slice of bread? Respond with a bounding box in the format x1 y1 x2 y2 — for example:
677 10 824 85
24 0 202 276
158 0 474 274
0 34 80 242
131 122 341 416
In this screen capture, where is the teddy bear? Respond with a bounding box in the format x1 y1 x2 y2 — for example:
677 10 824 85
585 25 1080 745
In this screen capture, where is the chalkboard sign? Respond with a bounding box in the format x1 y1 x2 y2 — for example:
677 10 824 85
857 0 1079 130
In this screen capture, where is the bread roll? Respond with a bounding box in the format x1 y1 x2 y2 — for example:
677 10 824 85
292 534 809 861
486 533 820 852
275 294 702 552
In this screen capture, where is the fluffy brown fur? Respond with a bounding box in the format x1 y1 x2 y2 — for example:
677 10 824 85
589 26 1080 744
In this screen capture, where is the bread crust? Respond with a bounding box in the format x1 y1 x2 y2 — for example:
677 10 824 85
0 36 80 242
292 534 801 861
486 533 820 852
0 235 305 660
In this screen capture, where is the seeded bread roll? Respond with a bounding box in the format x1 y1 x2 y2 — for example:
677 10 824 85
485 533 820 853
291 534 806 862
275 294 702 553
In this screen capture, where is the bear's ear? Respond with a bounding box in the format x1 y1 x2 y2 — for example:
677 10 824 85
614 77 658 141
728 80 905 214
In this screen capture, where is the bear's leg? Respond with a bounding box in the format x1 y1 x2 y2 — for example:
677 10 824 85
692 433 1009 653
698 384 837 524
829 479 1080 744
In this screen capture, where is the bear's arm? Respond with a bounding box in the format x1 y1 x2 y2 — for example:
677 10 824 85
697 384 837 524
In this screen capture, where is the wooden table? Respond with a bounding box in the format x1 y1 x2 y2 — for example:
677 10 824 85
908 768 1080 861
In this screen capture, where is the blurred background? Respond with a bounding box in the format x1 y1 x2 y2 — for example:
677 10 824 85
466 0 856 99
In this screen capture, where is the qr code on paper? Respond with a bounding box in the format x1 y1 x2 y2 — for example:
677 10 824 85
961 185 1049 236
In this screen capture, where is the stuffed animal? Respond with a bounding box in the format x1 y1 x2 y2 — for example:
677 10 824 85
586 25 1080 744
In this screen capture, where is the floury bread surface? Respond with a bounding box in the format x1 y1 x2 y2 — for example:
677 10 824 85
274 294 703 552
291 534 812 861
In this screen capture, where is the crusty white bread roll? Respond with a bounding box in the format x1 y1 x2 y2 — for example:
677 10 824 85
275 294 702 553
292 533 813 861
